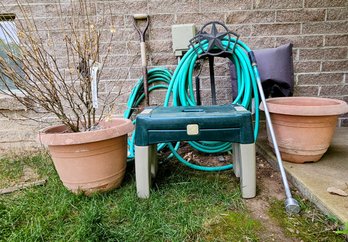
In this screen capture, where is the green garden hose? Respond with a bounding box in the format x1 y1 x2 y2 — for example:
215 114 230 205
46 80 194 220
124 68 172 158
124 37 260 171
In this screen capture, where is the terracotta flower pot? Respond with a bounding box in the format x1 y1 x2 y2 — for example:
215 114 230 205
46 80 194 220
38 118 134 195
260 97 348 163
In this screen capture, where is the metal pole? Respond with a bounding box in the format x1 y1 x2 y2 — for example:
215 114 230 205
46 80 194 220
249 51 300 214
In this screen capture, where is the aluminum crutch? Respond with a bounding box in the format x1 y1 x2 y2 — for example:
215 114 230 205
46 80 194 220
249 51 301 214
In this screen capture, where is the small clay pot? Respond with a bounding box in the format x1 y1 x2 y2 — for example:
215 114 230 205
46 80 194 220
260 97 348 163
38 118 134 195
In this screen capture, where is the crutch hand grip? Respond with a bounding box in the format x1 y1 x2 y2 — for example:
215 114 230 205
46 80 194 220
248 51 257 66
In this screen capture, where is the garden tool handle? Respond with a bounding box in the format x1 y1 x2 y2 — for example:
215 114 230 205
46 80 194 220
142 66 149 105
133 15 149 67
140 42 147 67
133 14 150 105
133 14 149 43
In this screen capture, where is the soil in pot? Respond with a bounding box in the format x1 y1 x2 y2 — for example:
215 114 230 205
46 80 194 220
259 97 348 163
38 118 134 195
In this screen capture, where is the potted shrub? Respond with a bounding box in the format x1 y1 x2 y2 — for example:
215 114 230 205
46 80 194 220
0 1 133 194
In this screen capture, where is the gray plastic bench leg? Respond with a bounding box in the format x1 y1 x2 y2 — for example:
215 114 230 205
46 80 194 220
232 143 240 178
135 145 151 198
150 144 158 178
239 143 256 198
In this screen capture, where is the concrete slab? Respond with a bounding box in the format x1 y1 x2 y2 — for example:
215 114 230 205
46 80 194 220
257 127 348 223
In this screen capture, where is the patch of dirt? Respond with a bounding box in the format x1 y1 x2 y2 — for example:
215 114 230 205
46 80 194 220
176 144 231 167
22 166 40 183
245 155 299 242
171 143 300 241
2 166 40 189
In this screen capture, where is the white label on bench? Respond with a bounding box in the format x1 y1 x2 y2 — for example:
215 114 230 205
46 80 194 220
235 106 247 112
141 109 153 114
187 124 199 135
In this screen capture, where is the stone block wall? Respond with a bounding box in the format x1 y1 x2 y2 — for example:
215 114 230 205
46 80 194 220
0 0 347 151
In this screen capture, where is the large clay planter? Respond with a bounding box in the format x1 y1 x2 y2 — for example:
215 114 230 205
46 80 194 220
260 97 348 163
38 118 134 195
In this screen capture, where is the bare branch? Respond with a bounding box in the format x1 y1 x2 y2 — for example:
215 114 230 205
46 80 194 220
0 0 129 132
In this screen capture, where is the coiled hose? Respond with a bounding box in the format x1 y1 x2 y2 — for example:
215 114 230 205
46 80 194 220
124 67 173 158
124 37 260 171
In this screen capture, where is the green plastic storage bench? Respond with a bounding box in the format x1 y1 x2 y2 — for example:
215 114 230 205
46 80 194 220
134 105 256 199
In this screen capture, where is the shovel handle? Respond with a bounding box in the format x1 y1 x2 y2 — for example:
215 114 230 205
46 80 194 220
133 14 150 105
133 14 149 42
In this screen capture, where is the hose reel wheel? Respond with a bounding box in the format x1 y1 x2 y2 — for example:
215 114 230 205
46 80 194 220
189 21 239 58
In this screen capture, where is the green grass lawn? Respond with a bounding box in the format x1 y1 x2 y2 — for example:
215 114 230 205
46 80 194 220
0 152 345 241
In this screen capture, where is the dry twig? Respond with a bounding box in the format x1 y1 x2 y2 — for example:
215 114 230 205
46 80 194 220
0 0 126 132
0 178 47 195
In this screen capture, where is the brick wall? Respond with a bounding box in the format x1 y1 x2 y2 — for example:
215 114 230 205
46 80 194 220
0 0 347 151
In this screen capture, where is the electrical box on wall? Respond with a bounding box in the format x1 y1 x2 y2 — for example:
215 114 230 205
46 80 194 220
171 24 196 57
